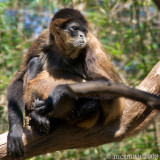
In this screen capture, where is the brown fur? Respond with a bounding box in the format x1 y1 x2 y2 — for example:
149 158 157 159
23 34 125 128
24 71 83 111
23 9 125 128
24 71 100 128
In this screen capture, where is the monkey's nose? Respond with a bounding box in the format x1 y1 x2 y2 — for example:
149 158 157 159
79 32 84 38
79 34 83 38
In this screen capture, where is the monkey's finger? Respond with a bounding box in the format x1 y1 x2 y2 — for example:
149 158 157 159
34 99 46 108
40 119 50 134
34 105 48 114
7 135 24 159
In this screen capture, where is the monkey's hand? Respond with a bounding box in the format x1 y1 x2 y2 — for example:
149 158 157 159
30 111 50 134
34 85 75 119
33 98 53 116
7 129 24 159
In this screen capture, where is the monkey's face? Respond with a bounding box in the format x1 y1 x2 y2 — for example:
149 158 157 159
63 20 88 49
51 17 88 58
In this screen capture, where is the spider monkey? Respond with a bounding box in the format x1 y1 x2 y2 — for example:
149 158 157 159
7 8 125 159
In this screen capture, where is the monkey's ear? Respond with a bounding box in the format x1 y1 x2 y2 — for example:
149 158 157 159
50 18 67 36
50 19 67 34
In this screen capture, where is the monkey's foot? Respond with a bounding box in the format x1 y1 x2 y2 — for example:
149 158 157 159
7 133 24 159
30 111 50 134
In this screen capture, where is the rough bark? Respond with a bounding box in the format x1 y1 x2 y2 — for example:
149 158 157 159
0 61 160 160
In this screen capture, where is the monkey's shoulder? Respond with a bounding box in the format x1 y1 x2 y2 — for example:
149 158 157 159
26 29 50 56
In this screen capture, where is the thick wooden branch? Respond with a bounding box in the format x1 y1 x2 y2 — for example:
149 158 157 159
0 61 160 160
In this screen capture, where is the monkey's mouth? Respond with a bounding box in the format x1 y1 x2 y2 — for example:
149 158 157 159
74 41 86 48
79 41 85 44
79 42 85 46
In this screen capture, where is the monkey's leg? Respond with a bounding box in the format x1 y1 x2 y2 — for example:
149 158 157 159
28 84 75 134
25 57 52 134
29 111 51 134
34 88 100 129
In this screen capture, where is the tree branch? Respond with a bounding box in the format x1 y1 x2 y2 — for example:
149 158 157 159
152 0 160 10
0 61 160 160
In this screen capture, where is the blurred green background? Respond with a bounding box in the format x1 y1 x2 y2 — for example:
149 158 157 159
0 0 160 159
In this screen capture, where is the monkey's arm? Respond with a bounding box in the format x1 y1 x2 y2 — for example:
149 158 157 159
7 71 25 158
7 57 42 158
86 32 119 82
83 32 126 124
7 31 49 154
25 57 42 82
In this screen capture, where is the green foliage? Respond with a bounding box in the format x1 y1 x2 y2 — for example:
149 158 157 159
87 0 159 83
0 0 159 159
0 1 25 91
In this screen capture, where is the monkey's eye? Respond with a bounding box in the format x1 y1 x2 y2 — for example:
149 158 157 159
82 28 87 33
71 26 78 30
